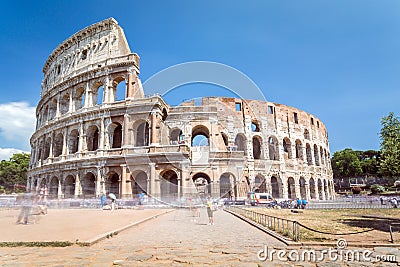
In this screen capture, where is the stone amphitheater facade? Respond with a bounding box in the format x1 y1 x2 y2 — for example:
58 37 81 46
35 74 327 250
27 18 334 202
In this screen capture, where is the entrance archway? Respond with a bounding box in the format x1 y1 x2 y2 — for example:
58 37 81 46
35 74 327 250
192 172 211 196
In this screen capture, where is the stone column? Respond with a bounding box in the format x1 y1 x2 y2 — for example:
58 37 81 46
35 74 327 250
282 177 288 199
147 162 158 201
78 120 85 153
177 172 181 200
126 71 135 99
84 82 91 108
62 128 68 159
150 110 158 145
99 117 105 156
180 162 190 198
120 164 127 198
56 94 61 118
314 181 320 200
305 182 311 200
123 114 130 146
57 178 63 199
96 167 102 197
294 177 301 199
69 90 74 113
74 172 81 198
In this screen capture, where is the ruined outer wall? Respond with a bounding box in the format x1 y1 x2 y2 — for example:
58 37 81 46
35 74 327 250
27 18 334 202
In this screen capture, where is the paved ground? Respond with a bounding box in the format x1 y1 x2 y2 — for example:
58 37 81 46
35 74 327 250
0 208 171 243
1 208 400 266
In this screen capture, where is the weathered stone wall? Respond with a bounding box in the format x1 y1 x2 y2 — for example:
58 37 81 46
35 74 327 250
27 18 334 202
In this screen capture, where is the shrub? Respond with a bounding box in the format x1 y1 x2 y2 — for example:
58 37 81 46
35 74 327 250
352 186 362 194
370 184 385 194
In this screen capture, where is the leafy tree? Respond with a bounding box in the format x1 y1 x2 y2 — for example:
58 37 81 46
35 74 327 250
357 150 380 177
379 112 400 178
0 153 30 192
331 148 363 178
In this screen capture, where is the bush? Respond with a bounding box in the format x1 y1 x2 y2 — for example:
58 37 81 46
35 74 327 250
370 184 385 194
352 186 362 194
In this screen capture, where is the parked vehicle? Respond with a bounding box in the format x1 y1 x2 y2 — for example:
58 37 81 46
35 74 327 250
247 192 274 206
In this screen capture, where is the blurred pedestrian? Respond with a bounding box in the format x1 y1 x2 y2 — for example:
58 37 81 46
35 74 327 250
206 197 214 225
16 193 34 224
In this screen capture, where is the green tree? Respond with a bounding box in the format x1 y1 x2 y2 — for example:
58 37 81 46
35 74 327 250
0 153 30 192
357 150 380 177
331 148 363 178
379 112 400 178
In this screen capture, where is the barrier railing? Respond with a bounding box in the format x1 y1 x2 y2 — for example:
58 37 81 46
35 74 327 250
226 206 301 241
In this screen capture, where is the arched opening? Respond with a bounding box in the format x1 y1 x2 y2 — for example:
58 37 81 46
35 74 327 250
295 139 303 160
314 144 320 166
299 177 306 199
131 171 148 195
271 176 282 198
73 87 85 110
220 173 234 198
68 129 79 154
252 136 262 159
109 123 122 148
287 177 296 199
318 178 323 200
160 170 179 200
309 178 316 199
81 172 96 196
234 133 247 154
95 85 104 105
304 129 310 140
162 108 168 121
254 175 266 193
268 136 279 160
306 143 313 165
136 121 149 147
53 133 63 157
107 173 120 197
283 138 292 159
44 137 51 159
115 78 126 102
42 106 49 123
192 172 211 196
191 125 209 146
48 99 57 120
251 120 260 132
64 175 75 197
60 93 70 114
221 132 228 147
320 146 325 165
324 179 328 200
170 128 183 145
87 126 99 151
49 176 59 196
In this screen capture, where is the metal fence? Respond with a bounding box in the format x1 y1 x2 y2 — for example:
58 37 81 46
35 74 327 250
227 206 300 241
306 195 399 209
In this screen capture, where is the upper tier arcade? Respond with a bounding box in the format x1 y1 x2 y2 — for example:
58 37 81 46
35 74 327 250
41 18 139 97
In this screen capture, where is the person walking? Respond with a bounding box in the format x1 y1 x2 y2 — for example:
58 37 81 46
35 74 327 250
206 197 214 225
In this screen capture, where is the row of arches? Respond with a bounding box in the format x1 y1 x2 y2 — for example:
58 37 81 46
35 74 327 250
29 169 333 201
32 120 149 163
38 77 127 127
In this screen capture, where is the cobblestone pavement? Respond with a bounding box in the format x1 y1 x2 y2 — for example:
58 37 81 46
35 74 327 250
1 208 400 266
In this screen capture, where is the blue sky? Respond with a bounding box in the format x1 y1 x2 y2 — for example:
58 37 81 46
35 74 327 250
0 0 399 160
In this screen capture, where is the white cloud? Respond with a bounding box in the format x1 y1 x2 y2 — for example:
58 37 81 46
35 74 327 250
0 102 36 150
0 148 29 161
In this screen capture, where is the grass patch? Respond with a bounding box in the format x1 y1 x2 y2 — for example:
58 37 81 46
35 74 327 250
0 241 73 247
245 208 400 243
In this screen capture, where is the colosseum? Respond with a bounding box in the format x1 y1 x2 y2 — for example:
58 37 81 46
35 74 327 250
27 18 334 203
